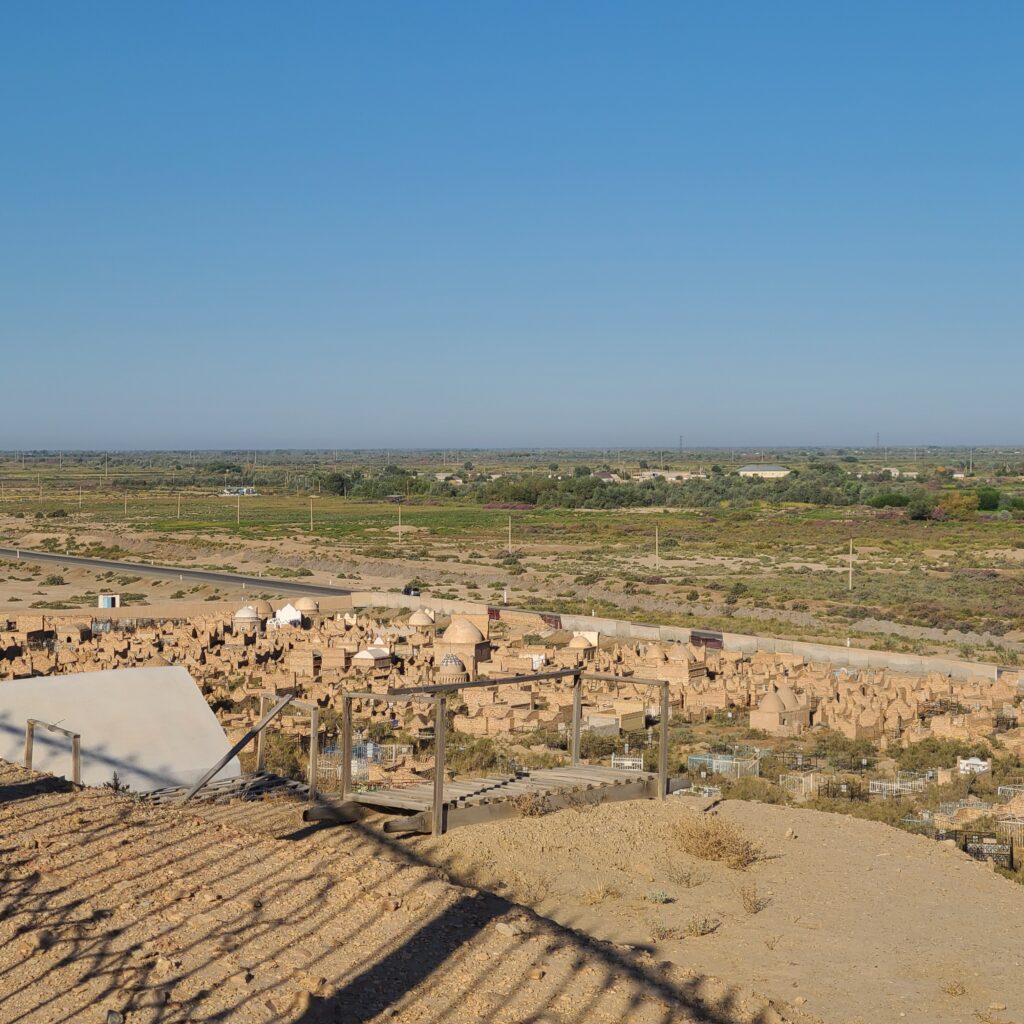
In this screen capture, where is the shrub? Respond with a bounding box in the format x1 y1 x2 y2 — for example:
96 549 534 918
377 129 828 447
897 737 990 770
683 914 721 937
644 890 673 904
675 814 763 869
740 884 770 915
723 777 790 804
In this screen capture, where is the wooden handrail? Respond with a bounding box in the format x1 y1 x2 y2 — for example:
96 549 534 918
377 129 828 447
24 719 81 786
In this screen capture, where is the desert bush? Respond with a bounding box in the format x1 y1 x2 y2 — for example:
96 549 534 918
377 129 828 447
674 814 763 869
666 865 707 888
644 890 673 904
683 914 721 937
740 884 769 914
723 777 790 804
897 737 990 770
510 793 551 817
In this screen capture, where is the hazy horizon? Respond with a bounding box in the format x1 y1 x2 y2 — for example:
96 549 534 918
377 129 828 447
2 2 1022 449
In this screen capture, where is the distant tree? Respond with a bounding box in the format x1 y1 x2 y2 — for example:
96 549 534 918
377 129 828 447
711 464 724 475
906 491 936 520
573 466 592 477
976 486 1001 511
548 463 559 471
463 461 474 471
939 491 980 520
638 460 649 469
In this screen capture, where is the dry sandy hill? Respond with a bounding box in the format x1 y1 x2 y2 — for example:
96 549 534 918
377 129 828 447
3 760 1021 1024
1 761 810 1024
418 799 1024 1024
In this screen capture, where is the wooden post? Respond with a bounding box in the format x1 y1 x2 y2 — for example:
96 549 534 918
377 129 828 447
71 734 81 786
341 696 353 799
571 671 582 766
255 694 270 772
431 695 447 836
24 720 35 770
658 682 670 800
307 706 319 801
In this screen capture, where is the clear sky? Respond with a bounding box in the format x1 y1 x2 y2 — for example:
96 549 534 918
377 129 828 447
1 2 1021 449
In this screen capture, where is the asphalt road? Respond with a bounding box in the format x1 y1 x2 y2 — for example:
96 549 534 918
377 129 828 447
0 546 352 598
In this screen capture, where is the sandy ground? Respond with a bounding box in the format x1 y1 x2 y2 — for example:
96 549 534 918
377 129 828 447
418 799 1024 1024
1 762 820 1024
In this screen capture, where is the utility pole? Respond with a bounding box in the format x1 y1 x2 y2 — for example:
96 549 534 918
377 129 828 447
508 515 512 556
78 485 82 510
848 538 853 591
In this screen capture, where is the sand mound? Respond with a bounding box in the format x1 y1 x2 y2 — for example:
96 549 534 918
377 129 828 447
1 762 811 1024
419 798 1024 1023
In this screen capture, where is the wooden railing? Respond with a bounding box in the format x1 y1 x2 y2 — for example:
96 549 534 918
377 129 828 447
24 719 81 786
340 668 671 835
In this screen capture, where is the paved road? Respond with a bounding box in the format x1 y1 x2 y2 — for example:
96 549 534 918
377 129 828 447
0 547 352 598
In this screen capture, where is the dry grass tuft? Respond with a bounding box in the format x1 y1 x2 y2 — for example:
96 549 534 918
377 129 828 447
581 882 621 905
683 914 721 937
764 934 781 951
675 814 764 870
510 793 552 817
649 923 682 942
941 980 966 997
740 884 770 915
667 865 708 889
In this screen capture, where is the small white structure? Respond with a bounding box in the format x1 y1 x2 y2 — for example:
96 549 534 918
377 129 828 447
98 594 121 609
271 603 303 627
958 756 991 775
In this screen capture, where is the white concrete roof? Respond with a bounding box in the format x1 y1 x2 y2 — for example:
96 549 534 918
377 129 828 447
0 666 240 792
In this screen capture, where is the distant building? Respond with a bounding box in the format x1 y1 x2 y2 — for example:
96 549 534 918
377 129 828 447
222 486 257 496
738 464 790 479
632 470 705 483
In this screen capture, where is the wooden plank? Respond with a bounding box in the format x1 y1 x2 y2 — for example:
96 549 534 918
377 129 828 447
443 777 658 831
349 790 434 811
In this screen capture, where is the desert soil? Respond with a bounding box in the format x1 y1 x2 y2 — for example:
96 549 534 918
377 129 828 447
2 761 817 1024
418 798 1024 1024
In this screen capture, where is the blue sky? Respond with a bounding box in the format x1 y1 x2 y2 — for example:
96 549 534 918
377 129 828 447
1 2 1021 449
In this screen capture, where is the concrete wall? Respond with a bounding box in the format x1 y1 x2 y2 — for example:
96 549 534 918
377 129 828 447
349 593 998 681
